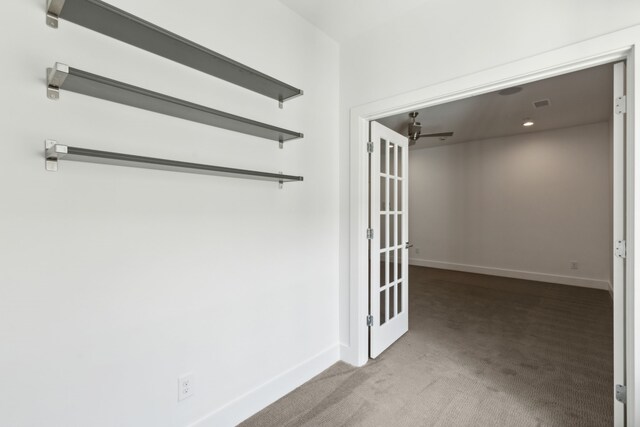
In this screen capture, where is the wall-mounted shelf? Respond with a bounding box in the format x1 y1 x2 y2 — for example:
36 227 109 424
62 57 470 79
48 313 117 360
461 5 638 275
44 140 303 187
45 0 303 106
46 63 303 147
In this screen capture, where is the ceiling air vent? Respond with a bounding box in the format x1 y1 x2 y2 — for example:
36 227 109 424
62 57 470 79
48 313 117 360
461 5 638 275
533 99 551 108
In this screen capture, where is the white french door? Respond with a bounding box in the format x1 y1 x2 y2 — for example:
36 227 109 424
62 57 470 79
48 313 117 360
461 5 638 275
369 121 409 358
612 61 626 427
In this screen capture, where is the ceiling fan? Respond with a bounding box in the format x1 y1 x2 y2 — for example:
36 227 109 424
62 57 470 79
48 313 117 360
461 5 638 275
407 112 454 145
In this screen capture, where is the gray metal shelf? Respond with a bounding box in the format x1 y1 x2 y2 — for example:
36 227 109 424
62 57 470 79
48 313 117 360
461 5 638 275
47 63 303 146
44 140 304 186
46 0 303 105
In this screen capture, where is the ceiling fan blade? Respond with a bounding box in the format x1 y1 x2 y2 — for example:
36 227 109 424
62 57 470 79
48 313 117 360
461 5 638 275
418 132 454 138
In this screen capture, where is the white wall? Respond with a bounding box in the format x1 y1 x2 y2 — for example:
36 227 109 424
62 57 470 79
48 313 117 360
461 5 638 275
0 1 339 426
407 122 612 290
338 0 640 352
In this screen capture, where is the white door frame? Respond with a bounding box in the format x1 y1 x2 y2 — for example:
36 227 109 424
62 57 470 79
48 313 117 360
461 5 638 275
347 25 640 424
613 60 627 425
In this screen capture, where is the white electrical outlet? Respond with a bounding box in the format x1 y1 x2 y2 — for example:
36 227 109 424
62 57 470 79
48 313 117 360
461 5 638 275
570 261 578 270
178 373 194 401
415 248 420 255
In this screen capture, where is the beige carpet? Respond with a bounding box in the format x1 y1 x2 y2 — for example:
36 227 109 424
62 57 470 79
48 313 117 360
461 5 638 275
241 267 613 427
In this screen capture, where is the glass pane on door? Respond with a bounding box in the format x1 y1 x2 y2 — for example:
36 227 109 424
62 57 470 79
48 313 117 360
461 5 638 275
380 177 387 211
380 139 387 174
389 285 395 319
389 143 396 176
387 250 393 285
389 215 395 250
389 178 396 212
380 252 386 288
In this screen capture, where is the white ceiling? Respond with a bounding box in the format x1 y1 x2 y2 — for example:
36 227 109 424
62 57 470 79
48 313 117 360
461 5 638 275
280 0 432 42
376 64 613 150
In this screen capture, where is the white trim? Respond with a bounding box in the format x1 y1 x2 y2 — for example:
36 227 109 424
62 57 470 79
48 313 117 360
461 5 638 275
610 280 614 299
613 61 627 425
340 343 352 362
409 259 610 290
346 24 639 424
628 40 638 427
190 344 340 427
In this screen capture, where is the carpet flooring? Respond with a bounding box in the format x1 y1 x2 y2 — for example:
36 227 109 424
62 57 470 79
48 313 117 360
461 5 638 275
241 267 613 426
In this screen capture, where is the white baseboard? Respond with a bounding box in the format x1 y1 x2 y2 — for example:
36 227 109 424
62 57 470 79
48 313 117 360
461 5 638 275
409 259 610 291
608 280 613 299
190 344 340 427
339 342 366 367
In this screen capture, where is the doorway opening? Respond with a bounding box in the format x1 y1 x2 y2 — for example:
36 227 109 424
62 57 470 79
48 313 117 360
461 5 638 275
347 36 636 423
365 61 625 425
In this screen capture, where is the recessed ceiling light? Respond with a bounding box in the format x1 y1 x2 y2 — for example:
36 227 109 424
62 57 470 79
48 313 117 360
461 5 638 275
522 119 534 127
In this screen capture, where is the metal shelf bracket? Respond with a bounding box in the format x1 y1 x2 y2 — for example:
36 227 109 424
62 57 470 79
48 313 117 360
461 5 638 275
45 139 66 171
46 62 69 100
46 0 66 28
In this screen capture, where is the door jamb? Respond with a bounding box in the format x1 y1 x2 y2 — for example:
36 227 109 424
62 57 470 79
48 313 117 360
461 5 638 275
347 26 639 425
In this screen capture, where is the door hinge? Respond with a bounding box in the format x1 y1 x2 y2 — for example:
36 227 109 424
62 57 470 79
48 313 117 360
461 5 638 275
615 240 626 259
616 384 627 404
615 95 627 115
366 315 374 327
367 141 374 153
367 228 374 240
